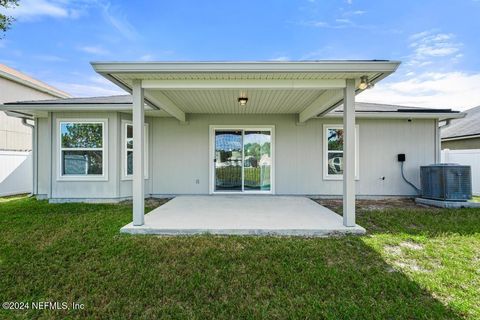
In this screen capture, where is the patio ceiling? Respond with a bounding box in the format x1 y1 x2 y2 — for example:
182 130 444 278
92 61 401 122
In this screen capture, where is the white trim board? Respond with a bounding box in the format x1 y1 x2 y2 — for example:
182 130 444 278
56 118 109 181
323 124 360 181
121 120 149 180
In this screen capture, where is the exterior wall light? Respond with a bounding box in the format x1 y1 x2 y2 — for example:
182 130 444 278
358 76 374 90
238 97 248 106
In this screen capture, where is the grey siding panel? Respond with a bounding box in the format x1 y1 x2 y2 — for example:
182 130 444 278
442 138 480 150
356 118 435 196
37 112 436 199
151 115 435 196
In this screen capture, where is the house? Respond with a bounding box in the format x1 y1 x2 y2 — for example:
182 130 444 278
441 105 480 150
0 64 70 150
0 64 70 196
0 61 463 232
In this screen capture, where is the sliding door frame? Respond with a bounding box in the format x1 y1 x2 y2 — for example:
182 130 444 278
209 125 275 195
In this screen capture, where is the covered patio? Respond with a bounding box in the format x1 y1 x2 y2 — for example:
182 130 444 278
120 196 366 236
92 61 400 234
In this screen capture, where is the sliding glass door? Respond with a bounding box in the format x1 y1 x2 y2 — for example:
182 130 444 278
213 128 272 193
214 130 243 191
243 130 271 191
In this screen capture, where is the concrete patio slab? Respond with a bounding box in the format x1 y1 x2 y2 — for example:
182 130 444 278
120 196 366 236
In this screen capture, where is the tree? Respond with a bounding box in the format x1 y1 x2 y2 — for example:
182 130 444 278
61 123 103 148
1 0 19 37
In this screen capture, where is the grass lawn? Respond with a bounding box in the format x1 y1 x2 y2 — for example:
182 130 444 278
0 197 479 319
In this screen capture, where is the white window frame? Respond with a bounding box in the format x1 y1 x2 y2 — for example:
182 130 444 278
57 118 108 181
323 124 360 180
121 120 149 180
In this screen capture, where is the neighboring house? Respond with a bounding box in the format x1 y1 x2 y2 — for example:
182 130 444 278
0 64 71 150
0 61 463 228
441 105 480 150
0 64 70 196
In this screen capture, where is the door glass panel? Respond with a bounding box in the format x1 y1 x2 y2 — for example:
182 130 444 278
244 130 271 191
215 130 242 191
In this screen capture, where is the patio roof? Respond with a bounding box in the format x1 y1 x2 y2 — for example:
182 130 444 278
91 60 401 123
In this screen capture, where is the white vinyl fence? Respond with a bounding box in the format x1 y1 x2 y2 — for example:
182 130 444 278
0 151 32 197
441 149 480 196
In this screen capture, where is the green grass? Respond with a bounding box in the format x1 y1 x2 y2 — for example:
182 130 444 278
0 197 479 319
472 196 480 202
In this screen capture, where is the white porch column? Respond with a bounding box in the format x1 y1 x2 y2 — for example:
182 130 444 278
343 79 356 227
132 80 145 226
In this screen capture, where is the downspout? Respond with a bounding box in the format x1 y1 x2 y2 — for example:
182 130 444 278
439 119 451 129
20 118 36 196
21 118 34 129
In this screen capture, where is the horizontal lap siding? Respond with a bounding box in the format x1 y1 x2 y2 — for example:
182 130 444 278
150 115 435 196
37 112 436 199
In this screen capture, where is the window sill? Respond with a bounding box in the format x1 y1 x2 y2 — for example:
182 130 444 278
323 175 360 181
121 176 150 181
57 175 108 182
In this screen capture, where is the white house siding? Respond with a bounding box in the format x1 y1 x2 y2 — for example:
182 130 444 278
0 77 58 151
35 112 436 201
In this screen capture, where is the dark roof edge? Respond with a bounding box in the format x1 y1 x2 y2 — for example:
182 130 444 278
442 133 480 140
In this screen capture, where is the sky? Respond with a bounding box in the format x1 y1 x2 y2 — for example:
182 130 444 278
1 0 480 110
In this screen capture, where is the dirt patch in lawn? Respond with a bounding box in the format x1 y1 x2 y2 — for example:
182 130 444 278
313 197 438 213
119 197 171 209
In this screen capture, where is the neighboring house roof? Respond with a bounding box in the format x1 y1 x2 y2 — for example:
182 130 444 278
441 105 480 140
333 102 456 113
0 64 71 99
2 95 462 120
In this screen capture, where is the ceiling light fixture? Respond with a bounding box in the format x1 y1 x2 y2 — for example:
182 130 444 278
358 76 374 90
238 96 248 106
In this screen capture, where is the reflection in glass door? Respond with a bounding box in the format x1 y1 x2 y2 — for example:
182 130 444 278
213 128 272 193
244 131 271 191
214 130 242 191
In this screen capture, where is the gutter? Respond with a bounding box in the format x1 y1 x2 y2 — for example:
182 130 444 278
322 111 464 120
91 60 402 73
438 112 467 141
442 133 480 142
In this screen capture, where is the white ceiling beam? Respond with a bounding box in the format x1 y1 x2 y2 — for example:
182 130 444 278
144 91 186 122
141 79 346 90
298 89 344 123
